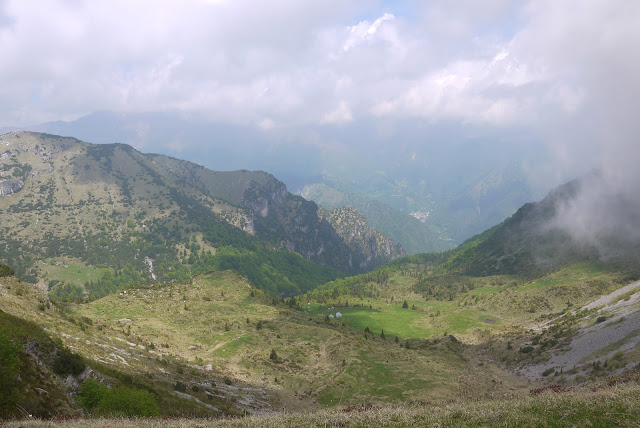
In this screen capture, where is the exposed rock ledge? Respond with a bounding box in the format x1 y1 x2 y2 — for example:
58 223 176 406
0 178 24 196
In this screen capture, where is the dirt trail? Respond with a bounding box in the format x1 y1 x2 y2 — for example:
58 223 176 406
520 281 640 381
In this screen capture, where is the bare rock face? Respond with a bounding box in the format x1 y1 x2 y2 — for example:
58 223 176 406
0 178 24 196
240 176 357 272
324 206 406 270
241 178 288 218
238 175 405 273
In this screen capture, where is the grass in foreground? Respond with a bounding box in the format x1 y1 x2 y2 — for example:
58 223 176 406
4 380 640 427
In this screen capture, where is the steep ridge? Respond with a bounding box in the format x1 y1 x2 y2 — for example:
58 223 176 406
146 154 404 273
443 175 640 278
0 131 402 298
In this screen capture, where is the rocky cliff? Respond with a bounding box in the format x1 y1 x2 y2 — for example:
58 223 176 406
323 206 406 270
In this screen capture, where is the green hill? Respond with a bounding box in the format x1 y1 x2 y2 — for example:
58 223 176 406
442 175 640 279
0 131 403 299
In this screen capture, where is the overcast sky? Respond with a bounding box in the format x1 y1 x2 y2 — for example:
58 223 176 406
1 0 638 180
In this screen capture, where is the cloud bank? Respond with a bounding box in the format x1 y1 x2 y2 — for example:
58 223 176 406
1 0 639 246
0 1 635 134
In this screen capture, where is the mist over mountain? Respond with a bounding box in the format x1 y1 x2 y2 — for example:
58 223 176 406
13 111 557 245
548 170 640 255
444 172 640 279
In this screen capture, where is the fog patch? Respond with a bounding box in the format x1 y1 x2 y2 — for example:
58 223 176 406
547 170 640 258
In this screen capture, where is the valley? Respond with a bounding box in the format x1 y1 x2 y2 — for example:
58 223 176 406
1 132 639 425
1 2 638 425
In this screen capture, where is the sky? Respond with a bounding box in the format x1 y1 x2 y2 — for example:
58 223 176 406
1 1 639 196
0 1 636 130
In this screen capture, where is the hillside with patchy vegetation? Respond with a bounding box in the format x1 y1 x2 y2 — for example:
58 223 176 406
1 139 639 425
0 131 404 299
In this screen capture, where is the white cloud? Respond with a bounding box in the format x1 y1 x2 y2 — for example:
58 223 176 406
342 13 395 52
0 0 638 167
322 101 353 124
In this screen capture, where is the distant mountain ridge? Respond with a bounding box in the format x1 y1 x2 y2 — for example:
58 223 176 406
10 110 555 246
299 183 453 254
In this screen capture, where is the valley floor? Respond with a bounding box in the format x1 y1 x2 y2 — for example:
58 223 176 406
2 262 640 421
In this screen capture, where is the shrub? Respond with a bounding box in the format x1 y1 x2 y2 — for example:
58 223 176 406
78 380 159 417
52 348 86 376
596 316 606 323
0 263 14 277
174 381 187 392
77 379 108 410
520 346 535 354
95 386 159 417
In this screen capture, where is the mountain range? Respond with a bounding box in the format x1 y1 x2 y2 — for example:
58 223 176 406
0 131 403 298
0 130 639 423
5 111 560 248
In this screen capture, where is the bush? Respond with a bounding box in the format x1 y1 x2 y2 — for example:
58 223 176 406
52 348 86 375
596 315 606 323
0 263 14 277
77 379 108 410
95 386 159 417
78 380 159 417
520 346 535 354
542 368 555 377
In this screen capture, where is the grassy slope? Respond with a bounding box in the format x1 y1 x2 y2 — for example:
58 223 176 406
0 132 345 297
6 376 640 427
0 275 247 418
75 271 526 407
306 262 625 334
147 154 274 205
302 258 640 385
0 305 77 419
2 257 638 422
0 270 528 418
